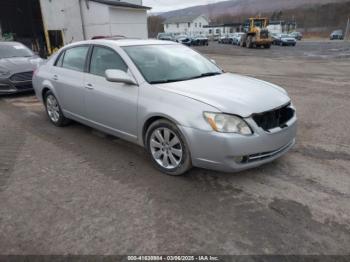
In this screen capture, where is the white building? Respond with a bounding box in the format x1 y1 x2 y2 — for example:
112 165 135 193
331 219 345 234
40 0 151 47
0 0 150 55
267 21 297 35
163 15 209 36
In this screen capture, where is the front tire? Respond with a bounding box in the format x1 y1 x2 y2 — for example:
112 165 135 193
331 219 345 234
44 91 70 127
146 119 192 176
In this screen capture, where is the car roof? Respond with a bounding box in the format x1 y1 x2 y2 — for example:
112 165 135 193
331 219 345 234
66 39 177 48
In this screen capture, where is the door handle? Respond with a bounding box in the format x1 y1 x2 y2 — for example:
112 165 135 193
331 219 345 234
85 83 94 90
52 75 58 81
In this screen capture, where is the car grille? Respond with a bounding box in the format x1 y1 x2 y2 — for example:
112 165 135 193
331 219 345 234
15 84 33 90
241 140 294 164
10 71 33 82
0 85 11 91
253 104 295 131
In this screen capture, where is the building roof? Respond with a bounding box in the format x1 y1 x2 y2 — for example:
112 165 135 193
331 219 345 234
269 20 297 25
163 14 206 24
90 0 151 10
204 22 242 28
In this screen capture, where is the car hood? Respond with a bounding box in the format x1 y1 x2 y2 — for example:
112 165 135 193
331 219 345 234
155 73 290 117
0 56 43 74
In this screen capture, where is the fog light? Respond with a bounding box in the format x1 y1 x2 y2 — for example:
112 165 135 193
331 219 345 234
234 156 244 163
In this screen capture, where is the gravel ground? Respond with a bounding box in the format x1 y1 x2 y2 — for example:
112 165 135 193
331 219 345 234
0 40 349 255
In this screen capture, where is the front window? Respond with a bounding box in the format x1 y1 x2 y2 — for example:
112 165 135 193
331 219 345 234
253 20 264 28
123 45 222 84
89 46 128 77
0 43 34 59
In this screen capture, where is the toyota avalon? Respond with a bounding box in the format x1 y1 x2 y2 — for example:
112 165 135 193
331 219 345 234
33 39 297 175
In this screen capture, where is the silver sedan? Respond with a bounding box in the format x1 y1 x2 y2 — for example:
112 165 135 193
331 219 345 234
33 39 297 175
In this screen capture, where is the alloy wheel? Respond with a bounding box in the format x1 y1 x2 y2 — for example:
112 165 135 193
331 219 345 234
149 127 183 169
46 94 60 123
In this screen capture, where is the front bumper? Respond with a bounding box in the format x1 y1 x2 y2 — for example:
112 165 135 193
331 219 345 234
0 78 33 94
282 41 296 46
179 115 297 173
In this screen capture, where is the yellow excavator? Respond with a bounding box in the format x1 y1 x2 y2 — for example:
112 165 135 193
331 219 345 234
240 17 272 49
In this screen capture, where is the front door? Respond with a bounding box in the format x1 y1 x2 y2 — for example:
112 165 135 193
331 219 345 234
84 45 138 140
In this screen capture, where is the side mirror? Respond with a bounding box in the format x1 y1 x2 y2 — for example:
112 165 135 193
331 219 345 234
105 69 137 85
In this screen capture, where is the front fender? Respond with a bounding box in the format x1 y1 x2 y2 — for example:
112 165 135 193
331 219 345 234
137 84 219 146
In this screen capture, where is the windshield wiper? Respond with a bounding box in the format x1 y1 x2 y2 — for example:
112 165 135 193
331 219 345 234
200 72 222 77
188 71 222 80
149 72 222 84
150 79 188 84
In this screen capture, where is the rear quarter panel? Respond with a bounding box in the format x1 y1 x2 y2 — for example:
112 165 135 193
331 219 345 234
32 56 57 102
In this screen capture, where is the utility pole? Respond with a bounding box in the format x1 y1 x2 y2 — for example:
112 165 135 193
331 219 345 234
345 17 350 41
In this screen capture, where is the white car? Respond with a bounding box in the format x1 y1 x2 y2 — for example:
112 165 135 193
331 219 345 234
232 33 245 45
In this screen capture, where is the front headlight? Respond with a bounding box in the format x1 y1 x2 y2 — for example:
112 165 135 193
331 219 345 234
0 70 10 78
203 112 253 135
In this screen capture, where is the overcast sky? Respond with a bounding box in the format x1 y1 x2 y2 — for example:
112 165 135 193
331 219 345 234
143 0 227 13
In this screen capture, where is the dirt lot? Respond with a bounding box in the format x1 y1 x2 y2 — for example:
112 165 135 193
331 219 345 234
0 40 350 255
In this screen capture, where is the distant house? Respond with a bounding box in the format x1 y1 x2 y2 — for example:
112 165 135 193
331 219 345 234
163 15 209 36
267 21 297 34
204 23 244 37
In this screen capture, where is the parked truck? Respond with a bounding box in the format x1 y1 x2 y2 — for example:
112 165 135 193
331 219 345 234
240 17 272 48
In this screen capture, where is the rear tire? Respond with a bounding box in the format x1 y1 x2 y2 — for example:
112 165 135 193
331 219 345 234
44 90 70 127
146 119 192 176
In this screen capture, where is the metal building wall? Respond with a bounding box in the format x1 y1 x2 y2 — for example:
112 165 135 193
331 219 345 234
38 0 148 52
39 0 85 49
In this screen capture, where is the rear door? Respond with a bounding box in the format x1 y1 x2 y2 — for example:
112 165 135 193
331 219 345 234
84 45 139 140
51 45 90 118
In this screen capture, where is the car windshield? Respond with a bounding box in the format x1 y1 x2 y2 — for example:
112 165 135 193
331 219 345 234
0 43 34 59
281 34 289 38
123 44 222 84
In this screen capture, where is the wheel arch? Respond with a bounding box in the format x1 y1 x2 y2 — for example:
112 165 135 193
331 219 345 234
141 114 181 147
42 87 51 102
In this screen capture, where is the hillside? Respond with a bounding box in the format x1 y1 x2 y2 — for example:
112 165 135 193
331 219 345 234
159 0 349 19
